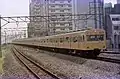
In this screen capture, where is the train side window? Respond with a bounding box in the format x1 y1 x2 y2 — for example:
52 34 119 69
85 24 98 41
51 39 53 43
50 39 52 42
66 37 69 42
60 38 63 43
53 39 55 43
73 36 77 42
78 36 82 42
47 39 48 42
55 40 57 43
83 35 84 41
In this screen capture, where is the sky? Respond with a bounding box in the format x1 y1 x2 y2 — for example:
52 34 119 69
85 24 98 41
0 0 29 16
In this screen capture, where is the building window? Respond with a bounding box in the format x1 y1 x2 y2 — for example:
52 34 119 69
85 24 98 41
68 4 72 7
112 18 120 21
60 10 64 12
68 0 71 3
114 26 119 30
114 26 120 30
60 23 64 26
69 27 72 30
60 15 64 17
51 5 55 7
61 28 65 30
60 5 64 7
51 9 55 12
50 0 55 3
69 23 72 26
60 1 64 3
67 9 71 12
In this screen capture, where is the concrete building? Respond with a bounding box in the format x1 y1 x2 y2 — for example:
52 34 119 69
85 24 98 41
104 2 120 49
45 0 74 35
109 14 120 49
104 3 113 39
28 0 104 37
28 0 47 37
114 4 120 14
75 0 104 29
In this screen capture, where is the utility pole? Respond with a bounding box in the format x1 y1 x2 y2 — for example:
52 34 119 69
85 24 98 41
0 15 2 58
94 0 97 28
4 31 7 45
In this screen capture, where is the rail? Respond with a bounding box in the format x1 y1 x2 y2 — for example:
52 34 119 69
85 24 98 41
12 46 61 79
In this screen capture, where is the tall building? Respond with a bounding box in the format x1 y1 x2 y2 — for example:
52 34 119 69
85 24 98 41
104 2 120 49
109 15 120 49
28 0 47 37
28 0 74 37
114 4 120 14
45 0 74 35
104 3 113 39
75 0 104 29
28 0 104 37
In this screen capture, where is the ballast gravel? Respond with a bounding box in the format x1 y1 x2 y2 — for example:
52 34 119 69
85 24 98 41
2 46 36 79
16 45 120 79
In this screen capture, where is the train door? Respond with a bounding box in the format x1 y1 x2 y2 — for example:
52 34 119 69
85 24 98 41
70 33 79 50
59 35 64 49
63 34 71 49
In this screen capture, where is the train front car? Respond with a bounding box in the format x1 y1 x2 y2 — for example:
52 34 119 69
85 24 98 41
84 29 106 56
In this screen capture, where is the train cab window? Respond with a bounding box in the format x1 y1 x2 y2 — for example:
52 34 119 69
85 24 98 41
87 35 104 41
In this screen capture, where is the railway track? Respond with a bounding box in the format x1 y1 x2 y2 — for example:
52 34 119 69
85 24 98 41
13 44 120 65
101 51 120 54
95 57 120 64
12 46 61 79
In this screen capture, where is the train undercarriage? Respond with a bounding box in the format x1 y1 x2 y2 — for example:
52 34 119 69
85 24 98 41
38 46 101 58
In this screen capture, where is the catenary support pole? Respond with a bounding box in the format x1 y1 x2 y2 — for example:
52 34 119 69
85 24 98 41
0 15 2 58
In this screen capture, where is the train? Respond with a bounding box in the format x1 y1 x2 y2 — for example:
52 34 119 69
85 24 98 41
12 28 106 57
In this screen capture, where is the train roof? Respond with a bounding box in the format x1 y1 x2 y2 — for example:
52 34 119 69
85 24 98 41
37 28 104 39
13 28 104 41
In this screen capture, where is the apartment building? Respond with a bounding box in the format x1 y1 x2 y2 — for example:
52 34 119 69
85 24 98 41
109 15 120 49
28 0 104 37
28 0 47 37
45 0 74 35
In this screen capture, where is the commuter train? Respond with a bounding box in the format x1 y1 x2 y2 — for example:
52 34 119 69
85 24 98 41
12 28 106 57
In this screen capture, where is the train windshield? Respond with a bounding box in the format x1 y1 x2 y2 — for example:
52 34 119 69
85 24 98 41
87 35 104 41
